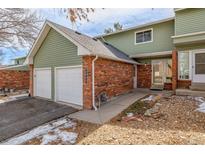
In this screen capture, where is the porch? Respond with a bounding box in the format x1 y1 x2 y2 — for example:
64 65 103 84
175 49 205 96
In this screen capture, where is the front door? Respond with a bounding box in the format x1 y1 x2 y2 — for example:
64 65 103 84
152 60 164 85
193 50 205 83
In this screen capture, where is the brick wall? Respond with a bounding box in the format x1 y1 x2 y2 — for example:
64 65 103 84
177 80 191 89
0 70 29 90
172 50 178 91
95 58 135 98
82 56 135 109
137 64 151 88
29 64 34 96
164 83 172 90
82 56 93 109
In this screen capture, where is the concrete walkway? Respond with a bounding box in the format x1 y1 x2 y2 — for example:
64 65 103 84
69 90 147 124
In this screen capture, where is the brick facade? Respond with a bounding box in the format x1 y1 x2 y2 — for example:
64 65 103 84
164 83 172 90
177 80 191 89
82 56 135 109
82 56 93 109
29 64 34 96
137 64 152 88
172 50 178 91
95 58 135 98
0 70 29 90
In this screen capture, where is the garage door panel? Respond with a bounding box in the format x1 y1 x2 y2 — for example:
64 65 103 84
34 69 51 99
56 67 82 106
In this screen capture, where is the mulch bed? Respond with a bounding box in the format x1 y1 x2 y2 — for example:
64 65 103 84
77 95 205 144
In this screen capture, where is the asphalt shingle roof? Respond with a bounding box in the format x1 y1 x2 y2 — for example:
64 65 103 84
48 21 137 64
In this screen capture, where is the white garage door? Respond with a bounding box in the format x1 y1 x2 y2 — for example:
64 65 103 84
34 68 51 99
55 66 83 106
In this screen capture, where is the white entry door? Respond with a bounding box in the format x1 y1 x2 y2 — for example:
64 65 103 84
34 68 51 99
193 50 205 83
55 66 83 106
152 60 164 85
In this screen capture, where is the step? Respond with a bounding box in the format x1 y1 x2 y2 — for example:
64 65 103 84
190 82 205 91
176 89 205 97
150 84 163 91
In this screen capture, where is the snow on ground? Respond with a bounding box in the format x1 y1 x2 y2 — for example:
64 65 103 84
1 117 78 145
0 97 16 104
195 97 205 113
0 93 28 104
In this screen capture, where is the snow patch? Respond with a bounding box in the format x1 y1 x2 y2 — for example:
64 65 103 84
41 134 58 145
195 97 205 113
141 95 155 102
0 94 28 104
1 117 77 145
0 97 16 104
54 129 77 144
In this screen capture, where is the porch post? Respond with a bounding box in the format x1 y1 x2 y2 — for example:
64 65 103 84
29 64 34 96
82 56 93 109
172 50 178 92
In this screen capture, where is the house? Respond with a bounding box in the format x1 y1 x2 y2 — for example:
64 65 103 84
26 8 205 110
12 56 27 65
98 8 205 92
26 20 137 109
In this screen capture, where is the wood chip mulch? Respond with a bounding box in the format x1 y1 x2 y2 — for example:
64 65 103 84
77 95 205 145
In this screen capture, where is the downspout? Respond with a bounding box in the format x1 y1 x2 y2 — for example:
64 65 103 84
92 55 98 111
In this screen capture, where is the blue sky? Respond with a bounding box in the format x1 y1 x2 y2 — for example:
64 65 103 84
1 8 174 65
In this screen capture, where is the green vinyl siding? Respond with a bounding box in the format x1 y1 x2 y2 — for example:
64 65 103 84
175 9 205 35
176 43 205 51
136 55 172 64
103 20 174 57
173 33 205 44
34 28 82 100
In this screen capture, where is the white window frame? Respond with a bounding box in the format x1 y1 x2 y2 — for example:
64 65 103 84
134 28 153 45
178 51 192 80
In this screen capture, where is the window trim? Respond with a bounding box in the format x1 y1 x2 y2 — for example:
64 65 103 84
134 28 153 45
178 51 192 80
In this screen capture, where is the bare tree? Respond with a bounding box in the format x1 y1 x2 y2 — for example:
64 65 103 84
63 8 95 23
104 27 114 34
0 8 42 49
104 22 123 34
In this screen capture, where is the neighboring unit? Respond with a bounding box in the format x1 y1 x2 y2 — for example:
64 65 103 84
0 56 29 91
99 8 205 93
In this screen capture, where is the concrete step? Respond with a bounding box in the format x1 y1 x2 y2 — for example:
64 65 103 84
176 89 205 97
190 82 205 91
150 84 163 91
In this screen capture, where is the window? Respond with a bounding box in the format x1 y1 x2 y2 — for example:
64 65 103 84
195 53 205 74
135 29 152 44
178 52 190 80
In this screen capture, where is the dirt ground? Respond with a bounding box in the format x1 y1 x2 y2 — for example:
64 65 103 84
77 95 205 145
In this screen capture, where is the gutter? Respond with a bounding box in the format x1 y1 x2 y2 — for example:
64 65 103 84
92 55 98 111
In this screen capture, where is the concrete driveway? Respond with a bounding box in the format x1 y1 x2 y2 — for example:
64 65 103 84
0 97 77 142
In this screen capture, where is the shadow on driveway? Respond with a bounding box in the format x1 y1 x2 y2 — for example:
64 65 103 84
0 97 77 142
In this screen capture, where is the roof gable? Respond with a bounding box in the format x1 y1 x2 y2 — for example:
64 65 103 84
25 20 137 65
